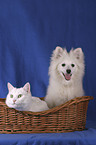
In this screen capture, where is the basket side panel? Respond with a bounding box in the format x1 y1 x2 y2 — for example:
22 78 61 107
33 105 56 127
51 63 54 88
0 98 90 133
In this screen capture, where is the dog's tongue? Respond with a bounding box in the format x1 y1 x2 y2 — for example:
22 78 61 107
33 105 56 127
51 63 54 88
65 74 71 80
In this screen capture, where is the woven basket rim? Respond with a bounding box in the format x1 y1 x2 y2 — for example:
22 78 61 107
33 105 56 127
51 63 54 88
0 96 93 116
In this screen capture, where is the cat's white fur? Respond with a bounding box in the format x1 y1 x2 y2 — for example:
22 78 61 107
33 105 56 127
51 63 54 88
6 82 49 112
45 46 85 108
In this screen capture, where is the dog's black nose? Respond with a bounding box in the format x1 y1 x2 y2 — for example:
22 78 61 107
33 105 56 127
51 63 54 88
66 69 71 74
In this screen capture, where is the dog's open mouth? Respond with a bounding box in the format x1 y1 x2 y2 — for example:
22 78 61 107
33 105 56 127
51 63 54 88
62 72 72 81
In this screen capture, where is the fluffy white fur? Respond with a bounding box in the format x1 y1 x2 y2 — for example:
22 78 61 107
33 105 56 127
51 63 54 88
6 82 49 112
45 46 85 108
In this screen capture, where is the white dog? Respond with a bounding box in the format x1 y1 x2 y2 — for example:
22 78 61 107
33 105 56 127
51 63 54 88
45 46 85 108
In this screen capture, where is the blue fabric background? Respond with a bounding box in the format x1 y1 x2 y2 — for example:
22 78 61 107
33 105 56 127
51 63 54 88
0 0 96 144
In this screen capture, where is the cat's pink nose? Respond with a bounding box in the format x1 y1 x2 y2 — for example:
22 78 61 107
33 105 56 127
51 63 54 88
13 100 16 103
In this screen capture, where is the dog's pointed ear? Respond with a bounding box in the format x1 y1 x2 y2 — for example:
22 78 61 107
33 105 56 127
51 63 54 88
74 48 84 60
53 46 63 59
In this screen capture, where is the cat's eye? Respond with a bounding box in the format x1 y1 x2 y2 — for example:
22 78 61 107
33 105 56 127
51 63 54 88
71 64 75 67
62 63 66 67
10 94 13 98
18 94 22 98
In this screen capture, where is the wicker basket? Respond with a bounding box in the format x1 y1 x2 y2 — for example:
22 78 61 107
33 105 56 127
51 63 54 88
0 96 93 133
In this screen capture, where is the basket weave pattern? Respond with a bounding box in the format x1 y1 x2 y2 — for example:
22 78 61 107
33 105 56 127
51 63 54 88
0 96 93 133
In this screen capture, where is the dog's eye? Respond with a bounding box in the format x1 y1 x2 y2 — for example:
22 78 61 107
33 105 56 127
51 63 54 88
62 63 66 67
71 64 75 67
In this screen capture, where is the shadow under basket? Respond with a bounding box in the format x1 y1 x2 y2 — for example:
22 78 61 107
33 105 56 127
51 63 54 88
0 96 93 133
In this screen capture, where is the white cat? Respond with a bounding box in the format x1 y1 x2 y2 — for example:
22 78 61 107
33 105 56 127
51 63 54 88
5 82 49 112
45 46 85 108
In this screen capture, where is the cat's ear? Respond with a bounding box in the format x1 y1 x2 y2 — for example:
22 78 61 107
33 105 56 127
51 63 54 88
23 83 30 93
7 83 14 92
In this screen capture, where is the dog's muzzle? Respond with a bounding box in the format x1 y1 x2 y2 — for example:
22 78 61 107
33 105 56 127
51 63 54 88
62 69 72 81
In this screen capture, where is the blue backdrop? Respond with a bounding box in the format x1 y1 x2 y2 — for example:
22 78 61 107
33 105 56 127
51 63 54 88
0 0 96 144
